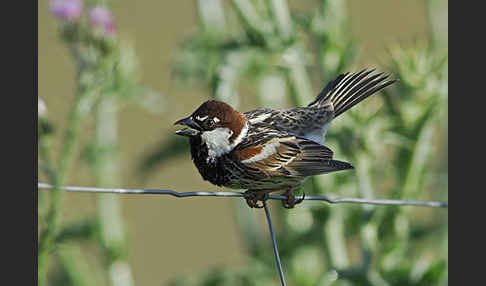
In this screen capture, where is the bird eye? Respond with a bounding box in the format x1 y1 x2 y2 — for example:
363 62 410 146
207 118 215 127
195 115 218 130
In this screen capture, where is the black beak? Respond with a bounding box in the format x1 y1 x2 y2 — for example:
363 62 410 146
174 116 201 137
174 116 201 131
175 128 200 137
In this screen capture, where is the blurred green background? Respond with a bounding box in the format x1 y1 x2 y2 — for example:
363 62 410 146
38 0 447 285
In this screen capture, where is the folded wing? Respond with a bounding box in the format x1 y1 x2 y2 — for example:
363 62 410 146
233 136 353 179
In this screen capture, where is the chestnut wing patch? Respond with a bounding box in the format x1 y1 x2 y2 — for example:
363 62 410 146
234 137 353 178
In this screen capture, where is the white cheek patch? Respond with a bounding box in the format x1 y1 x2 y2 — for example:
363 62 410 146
241 141 280 164
201 127 233 162
213 117 220 123
200 122 249 163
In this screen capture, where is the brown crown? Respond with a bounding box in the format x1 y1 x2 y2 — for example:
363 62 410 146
192 100 247 142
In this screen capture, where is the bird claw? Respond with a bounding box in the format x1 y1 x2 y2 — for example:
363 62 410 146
282 190 305 209
244 190 268 208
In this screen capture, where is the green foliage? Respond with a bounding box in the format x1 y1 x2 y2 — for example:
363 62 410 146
40 1 447 285
55 218 101 244
158 0 448 285
38 118 55 138
38 1 162 285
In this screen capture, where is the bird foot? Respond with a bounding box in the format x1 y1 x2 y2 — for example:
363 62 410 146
281 189 305 209
243 190 269 208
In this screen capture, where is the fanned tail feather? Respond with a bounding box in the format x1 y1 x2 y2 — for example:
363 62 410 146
329 159 354 171
309 68 397 118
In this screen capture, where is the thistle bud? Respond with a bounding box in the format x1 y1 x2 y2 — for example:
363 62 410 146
49 0 83 22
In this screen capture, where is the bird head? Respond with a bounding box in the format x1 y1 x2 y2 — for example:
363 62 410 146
174 100 248 158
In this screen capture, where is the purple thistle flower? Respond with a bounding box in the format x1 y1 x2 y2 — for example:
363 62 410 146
49 0 83 22
88 5 117 37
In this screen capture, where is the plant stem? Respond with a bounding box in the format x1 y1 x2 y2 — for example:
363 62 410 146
93 97 134 286
267 0 293 42
38 135 57 222
283 46 314 106
38 86 90 286
56 246 89 286
231 0 273 44
402 120 434 198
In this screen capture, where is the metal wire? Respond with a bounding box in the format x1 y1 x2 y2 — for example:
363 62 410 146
37 183 448 208
263 200 286 286
38 181 447 285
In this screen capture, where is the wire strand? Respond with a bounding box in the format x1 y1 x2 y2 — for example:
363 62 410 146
263 200 286 286
37 183 448 208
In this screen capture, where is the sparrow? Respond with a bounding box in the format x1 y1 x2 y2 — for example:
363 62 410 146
174 69 396 208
